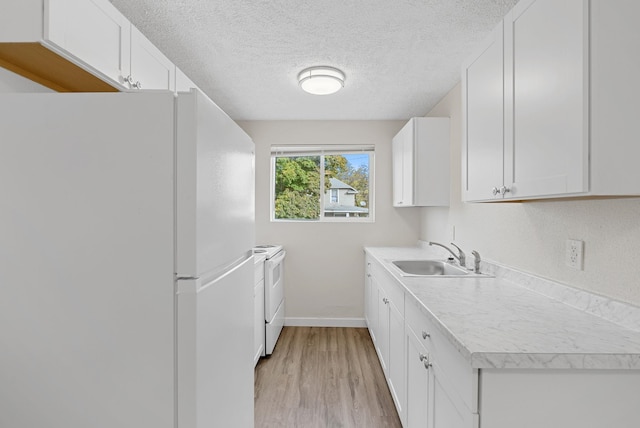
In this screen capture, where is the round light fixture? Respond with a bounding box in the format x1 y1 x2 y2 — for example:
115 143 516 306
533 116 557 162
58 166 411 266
297 66 345 95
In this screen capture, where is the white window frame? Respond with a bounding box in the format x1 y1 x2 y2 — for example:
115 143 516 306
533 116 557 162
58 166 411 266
270 145 375 223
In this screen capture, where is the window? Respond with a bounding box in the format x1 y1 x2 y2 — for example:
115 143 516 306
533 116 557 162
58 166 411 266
271 145 374 222
330 189 339 204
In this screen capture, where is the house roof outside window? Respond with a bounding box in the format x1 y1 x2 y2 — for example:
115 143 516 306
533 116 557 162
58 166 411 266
329 178 358 194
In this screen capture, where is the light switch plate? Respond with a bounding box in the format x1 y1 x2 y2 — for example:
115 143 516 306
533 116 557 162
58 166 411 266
565 239 584 270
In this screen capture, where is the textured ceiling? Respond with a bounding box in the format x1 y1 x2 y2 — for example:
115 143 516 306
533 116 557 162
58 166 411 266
109 0 518 120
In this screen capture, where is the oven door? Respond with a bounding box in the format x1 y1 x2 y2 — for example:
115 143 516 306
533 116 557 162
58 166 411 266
264 250 285 322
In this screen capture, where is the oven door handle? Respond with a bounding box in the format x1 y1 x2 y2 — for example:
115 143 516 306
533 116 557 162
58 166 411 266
267 250 286 267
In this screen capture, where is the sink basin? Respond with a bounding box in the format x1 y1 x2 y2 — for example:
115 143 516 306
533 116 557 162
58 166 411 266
391 260 470 276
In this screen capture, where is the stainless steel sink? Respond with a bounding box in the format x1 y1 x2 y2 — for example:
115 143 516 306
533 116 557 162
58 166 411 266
391 259 470 277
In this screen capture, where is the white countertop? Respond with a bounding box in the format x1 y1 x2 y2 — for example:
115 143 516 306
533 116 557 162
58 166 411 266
365 246 640 370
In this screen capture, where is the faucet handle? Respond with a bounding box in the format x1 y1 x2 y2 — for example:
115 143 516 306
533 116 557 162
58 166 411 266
450 243 466 267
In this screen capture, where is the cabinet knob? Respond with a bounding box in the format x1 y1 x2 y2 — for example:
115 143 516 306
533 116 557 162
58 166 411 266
124 75 134 85
500 186 510 195
134 81 142 89
492 187 499 196
424 360 432 370
382 298 389 304
422 331 430 339
419 353 428 362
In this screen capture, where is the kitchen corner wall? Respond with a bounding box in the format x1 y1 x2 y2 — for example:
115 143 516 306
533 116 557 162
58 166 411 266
238 121 421 324
422 83 640 307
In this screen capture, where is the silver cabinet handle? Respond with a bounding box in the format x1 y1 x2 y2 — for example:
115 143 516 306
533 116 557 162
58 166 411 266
419 353 432 369
422 331 430 339
133 81 142 89
492 187 499 196
124 75 134 85
500 186 510 195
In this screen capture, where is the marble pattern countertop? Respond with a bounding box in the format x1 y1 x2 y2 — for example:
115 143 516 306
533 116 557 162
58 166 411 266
365 245 640 370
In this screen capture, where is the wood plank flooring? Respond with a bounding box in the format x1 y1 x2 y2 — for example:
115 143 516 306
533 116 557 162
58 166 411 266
255 327 402 428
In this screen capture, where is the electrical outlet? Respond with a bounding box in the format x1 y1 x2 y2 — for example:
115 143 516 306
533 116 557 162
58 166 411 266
565 239 584 270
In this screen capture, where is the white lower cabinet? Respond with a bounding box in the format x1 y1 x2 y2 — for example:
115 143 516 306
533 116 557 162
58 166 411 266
388 297 406 424
366 257 477 428
376 282 390 373
365 254 640 428
406 326 430 427
405 299 475 428
366 255 407 425
365 258 378 345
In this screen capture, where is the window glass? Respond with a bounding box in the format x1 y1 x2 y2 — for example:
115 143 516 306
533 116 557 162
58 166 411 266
271 147 373 222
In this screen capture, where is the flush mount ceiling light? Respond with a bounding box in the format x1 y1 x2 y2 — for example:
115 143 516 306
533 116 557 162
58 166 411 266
297 66 345 95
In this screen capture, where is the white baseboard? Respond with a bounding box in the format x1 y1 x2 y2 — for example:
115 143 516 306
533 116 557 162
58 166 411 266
284 317 366 328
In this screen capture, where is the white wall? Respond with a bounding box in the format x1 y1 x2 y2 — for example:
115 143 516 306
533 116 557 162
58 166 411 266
0 67 52 92
238 121 421 324
421 83 640 306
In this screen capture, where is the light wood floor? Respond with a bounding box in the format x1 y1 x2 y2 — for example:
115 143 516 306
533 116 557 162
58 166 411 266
254 327 402 428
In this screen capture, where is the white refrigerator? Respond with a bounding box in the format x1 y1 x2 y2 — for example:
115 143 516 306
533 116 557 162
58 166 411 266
0 90 255 428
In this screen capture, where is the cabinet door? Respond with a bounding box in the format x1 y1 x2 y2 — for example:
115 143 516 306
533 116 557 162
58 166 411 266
376 283 390 375
365 261 378 344
388 299 406 425
401 133 414 206
392 130 406 206
46 0 131 89
503 0 588 198
431 359 472 428
462 22 504 202
406 328 431 428
130 25 175 91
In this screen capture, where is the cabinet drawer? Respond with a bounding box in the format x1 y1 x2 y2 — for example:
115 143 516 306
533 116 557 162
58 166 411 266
406 298 477 412
372 262 405 316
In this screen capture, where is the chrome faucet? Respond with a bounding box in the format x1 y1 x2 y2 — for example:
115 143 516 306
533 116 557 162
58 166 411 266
428 241 466 268
471 250 481 273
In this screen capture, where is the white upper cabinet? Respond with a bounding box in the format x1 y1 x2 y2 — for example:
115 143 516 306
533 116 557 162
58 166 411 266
46 0 131 90
392 117 450 207
462 22 505 201
130 26 175 91
463 0 640 202
504 0 588 199
0 0 184 93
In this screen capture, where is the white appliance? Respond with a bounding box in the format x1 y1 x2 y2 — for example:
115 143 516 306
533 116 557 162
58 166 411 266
254 245 286 355
0 90 255 428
